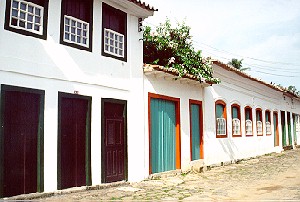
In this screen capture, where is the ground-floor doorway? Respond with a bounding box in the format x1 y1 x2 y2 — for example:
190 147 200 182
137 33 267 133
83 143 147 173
57 92 91 189
101 99 127 183
0 85 44 198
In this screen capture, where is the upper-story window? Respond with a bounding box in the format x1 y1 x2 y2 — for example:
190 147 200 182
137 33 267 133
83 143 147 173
265 110 271 136
60 0 93 51
102 3 127 61
5 0 49 39
231 104 241 137
216 100 227 138
245 106 253 136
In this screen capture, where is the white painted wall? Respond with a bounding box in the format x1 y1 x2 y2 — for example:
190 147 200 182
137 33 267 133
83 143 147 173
203 64 300 166
0 0 150 193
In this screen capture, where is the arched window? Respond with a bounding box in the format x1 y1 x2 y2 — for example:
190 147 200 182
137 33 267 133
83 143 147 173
216 100 227 138
245 106 253 136
256 108 263 136
231 104 241 137
265 110 271 135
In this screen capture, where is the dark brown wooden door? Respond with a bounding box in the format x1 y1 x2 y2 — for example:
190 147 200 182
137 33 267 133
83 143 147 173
103 102 126 183
60 97 88 189
3 91 40 197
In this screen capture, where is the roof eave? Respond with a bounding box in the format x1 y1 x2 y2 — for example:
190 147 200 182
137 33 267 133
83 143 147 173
143 64 214 87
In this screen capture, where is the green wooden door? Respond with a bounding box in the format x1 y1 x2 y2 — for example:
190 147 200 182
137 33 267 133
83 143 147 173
150 98 176 174
273 113 278 146
190 104 201 161
281 111 286 147
287 112 292 146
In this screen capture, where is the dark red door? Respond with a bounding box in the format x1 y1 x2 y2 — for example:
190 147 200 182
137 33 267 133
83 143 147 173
59 97 88 189
103 101 126 183
3 91 40 197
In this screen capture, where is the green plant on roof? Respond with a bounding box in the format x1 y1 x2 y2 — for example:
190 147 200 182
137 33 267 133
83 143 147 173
143 19 220 84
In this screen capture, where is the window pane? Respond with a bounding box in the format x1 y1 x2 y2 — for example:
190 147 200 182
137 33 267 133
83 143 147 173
216 104 224 118
65 18 70 25
34 24 40 31
65 33 70 40
19 20 25 28
35 8 40 16
28 5 34 13
20 11 26 20
20 3 26 10
35 16 40 24
27 23 33 29
232 107 238 119
28 14 33 22
12 1 19 9
12 9 18 17
11 18 18 26
71 34 75 42
65 25 69 32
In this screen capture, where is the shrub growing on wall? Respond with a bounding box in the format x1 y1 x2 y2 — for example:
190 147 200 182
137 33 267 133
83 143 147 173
143 19 220 84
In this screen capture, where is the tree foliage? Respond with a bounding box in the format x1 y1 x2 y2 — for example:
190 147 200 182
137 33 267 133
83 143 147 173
288 85 300 96
143 19 220 83
228 58 250 71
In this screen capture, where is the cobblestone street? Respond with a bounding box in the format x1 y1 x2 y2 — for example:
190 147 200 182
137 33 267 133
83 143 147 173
9 148 300 201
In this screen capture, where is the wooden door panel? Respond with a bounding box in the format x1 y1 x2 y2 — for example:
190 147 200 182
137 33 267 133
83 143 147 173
60 97 87 189
103 101 126 183
3 91 39 197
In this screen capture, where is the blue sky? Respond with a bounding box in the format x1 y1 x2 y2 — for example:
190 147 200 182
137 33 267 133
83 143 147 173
144 0 300 90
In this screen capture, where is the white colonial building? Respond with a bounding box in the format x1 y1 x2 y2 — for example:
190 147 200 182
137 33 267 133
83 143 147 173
143 61 300 175
0 0 155 198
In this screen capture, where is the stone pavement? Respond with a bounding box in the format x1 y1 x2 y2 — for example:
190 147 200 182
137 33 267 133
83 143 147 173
7 148 300 201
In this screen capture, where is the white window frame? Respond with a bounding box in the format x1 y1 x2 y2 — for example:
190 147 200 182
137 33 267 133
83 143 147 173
266 121 271 135
9 0 44 35
257 120 263 135
63 15 89 48
217 118 226 136
246 120 252 136
232 118 240 136
104 28 124 58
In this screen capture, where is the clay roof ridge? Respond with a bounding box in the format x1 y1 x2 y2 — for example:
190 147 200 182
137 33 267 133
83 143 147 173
127 0 158 11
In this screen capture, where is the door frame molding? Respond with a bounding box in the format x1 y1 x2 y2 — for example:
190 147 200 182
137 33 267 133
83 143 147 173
0 84 45 197
101 98 128 183
189 99 203 161
148 92 181 174
57 92 92 190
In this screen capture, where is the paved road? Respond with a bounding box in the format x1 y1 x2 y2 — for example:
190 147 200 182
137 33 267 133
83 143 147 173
13 148 300 200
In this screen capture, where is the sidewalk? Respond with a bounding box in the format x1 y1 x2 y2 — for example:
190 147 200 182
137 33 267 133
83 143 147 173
6 148 300 201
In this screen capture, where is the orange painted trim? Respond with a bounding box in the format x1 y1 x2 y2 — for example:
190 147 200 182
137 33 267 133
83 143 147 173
231 104 242 137
215 100 227 138
189 99 204 160
265 110 272 136
256 108 263 136
148 92 181 174
245 106 253 137
273 111 279 146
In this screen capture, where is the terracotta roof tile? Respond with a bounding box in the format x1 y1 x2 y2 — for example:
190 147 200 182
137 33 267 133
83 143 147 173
127 0 157 11
143 64 215 85
212 60 300 99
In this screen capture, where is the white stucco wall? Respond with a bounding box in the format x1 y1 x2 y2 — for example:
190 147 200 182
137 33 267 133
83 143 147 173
203 64 300 166
0 0 149 193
